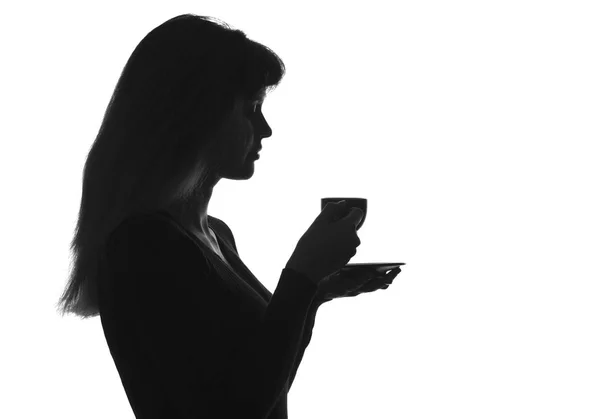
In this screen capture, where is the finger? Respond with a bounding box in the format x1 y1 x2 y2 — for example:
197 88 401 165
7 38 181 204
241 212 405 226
352 267 376 277
349 270 378 284
359 276 389 292
353 269 399 293
354 280 387 295
371 274 396 288
385 268 401 280
369 271 397 285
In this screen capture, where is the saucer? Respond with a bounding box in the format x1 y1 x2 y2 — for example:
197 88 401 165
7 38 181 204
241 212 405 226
342 262 405 275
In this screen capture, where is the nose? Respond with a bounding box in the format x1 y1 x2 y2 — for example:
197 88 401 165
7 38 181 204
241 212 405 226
262 126 272 139
258 115 272 139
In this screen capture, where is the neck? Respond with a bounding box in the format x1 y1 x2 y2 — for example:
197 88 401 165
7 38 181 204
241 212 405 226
165 184 215 236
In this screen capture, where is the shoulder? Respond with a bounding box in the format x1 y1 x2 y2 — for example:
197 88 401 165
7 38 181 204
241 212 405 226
105 211 213 269
107 211 190 249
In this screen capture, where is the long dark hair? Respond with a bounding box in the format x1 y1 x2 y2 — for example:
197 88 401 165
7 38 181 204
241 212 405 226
56 14 285 319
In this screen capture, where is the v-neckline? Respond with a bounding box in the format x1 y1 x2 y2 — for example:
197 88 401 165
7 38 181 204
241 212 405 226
208 227 227 261
155 210 272 302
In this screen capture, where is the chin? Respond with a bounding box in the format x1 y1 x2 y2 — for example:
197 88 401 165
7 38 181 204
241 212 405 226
227 167 255 181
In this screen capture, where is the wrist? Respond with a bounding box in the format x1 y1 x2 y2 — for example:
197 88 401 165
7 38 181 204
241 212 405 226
313 288 332 305
285 260 320 286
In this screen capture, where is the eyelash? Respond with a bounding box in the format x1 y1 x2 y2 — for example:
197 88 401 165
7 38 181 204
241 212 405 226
250 103 262 113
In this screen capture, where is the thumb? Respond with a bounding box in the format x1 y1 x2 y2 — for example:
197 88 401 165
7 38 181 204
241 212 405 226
320 199 348 218
343 207 364 227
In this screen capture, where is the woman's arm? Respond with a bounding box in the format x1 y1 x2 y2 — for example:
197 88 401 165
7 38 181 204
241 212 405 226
287 294 330 391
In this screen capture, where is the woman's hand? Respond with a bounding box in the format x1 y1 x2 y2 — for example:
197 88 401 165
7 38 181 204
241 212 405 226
316 267 401 302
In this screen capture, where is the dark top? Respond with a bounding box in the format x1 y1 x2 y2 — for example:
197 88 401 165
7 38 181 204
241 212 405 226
97 210 327 419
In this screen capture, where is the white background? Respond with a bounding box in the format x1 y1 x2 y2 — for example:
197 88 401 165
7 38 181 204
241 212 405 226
1 1 599 418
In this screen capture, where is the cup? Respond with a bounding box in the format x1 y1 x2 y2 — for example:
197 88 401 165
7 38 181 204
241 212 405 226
321 197 367 230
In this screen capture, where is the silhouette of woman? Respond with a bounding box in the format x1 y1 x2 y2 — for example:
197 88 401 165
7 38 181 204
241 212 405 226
55 14 326 419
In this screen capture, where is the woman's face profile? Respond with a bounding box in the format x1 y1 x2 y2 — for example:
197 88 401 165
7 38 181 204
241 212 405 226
210 93 272 181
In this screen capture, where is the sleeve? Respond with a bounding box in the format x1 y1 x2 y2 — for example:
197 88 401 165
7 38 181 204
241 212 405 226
106 216 319 419
286 299 322 391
